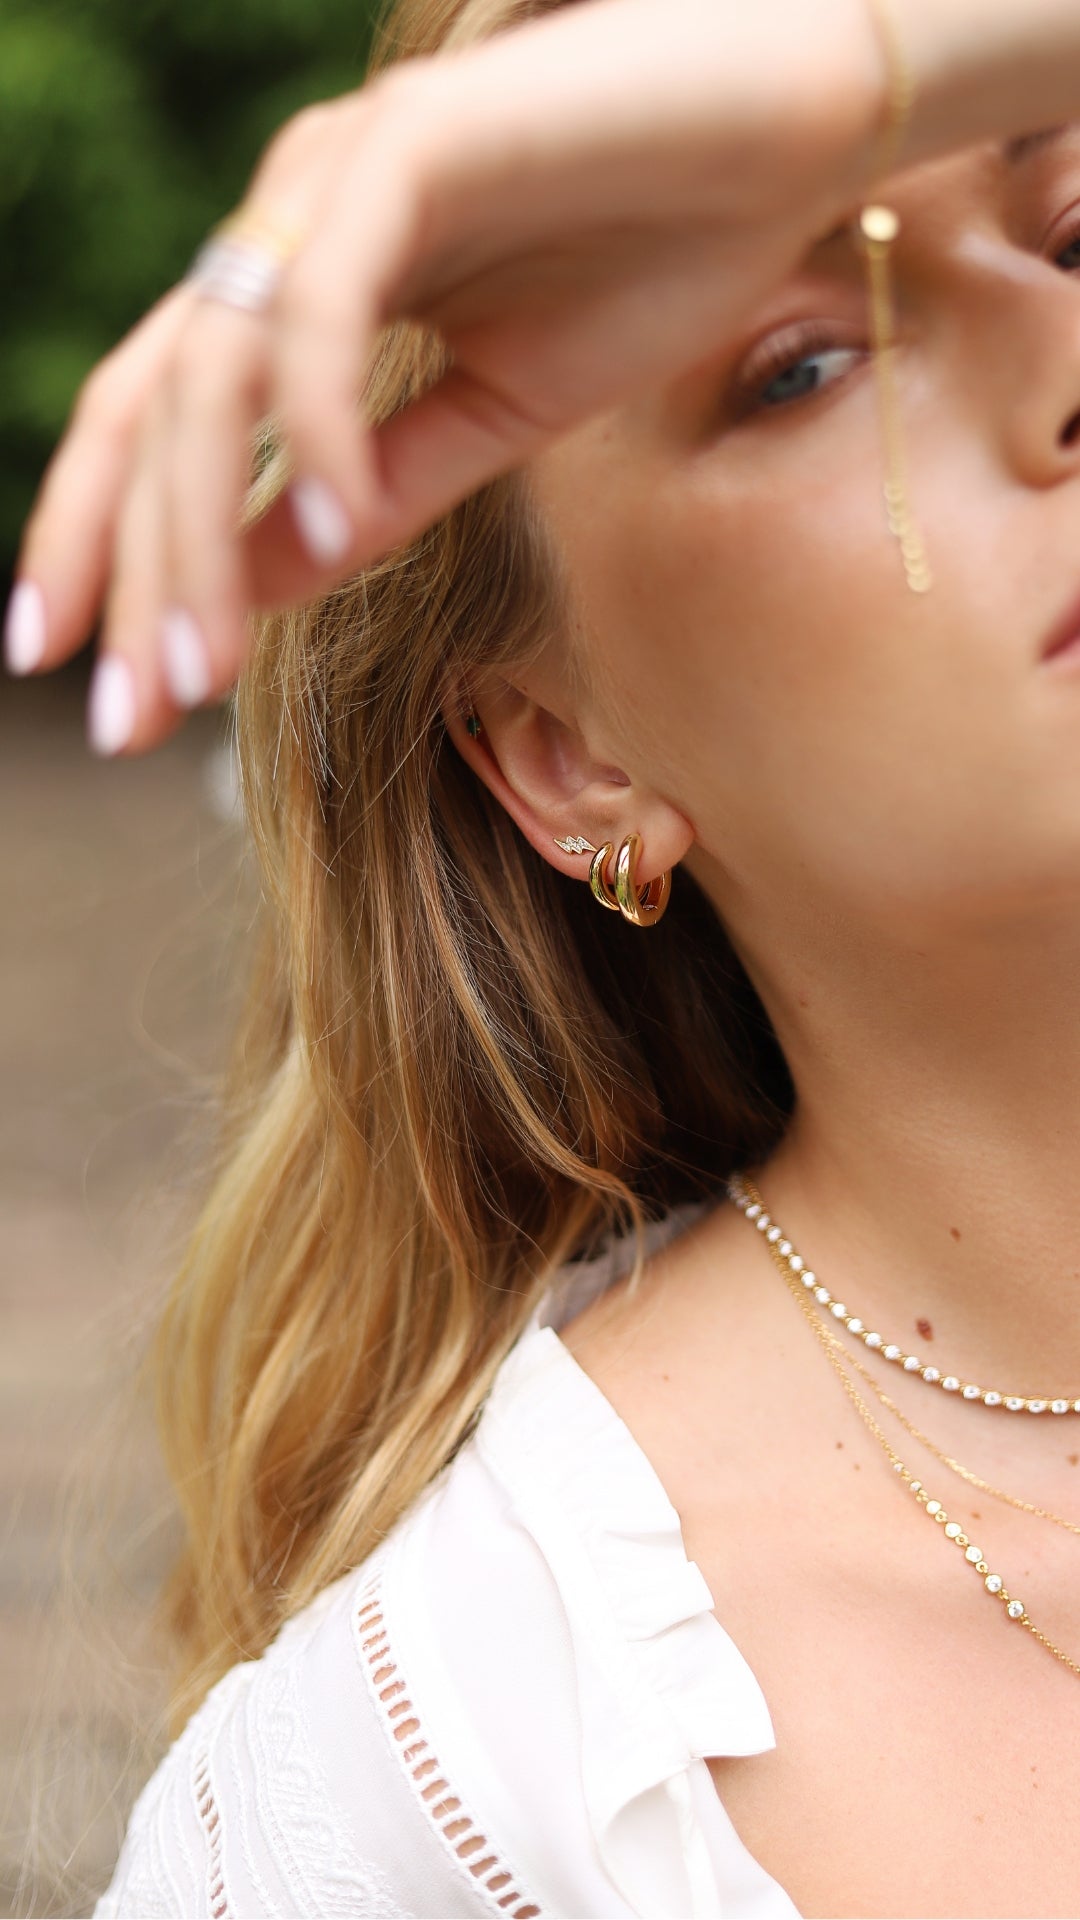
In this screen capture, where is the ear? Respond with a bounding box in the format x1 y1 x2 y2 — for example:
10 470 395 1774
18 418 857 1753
442 670 694 890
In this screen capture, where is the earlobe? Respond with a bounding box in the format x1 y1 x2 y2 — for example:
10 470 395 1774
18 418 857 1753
441 676 694 899
552 831 675 926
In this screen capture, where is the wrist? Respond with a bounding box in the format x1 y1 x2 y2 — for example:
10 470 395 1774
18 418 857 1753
899 0 1080 170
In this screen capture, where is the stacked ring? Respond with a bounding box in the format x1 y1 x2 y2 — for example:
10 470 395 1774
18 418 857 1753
185 204 305 316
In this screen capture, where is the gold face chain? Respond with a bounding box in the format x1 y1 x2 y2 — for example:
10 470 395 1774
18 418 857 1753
859 0 933 595
732 1176 1080 1681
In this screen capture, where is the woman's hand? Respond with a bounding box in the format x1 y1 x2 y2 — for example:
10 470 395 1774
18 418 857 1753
5 0 1079 755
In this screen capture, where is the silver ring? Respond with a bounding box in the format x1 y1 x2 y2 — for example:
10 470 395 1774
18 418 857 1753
186 235 286 316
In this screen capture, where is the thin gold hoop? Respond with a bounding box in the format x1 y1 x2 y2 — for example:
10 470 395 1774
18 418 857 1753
614 833 671 928
588 842 620 912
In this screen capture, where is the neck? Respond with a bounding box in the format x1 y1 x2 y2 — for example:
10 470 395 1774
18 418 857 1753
732 897 1080 1401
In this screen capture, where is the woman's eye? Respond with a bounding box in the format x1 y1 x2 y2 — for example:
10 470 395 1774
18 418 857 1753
1057 227 1080 270
727 324 867 422
754 345 862 412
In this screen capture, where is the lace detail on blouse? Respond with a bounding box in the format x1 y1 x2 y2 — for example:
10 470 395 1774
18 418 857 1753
246 1598 410 1918
354 1575 542 1918
192 1748 228 1919
96 1594 413 1919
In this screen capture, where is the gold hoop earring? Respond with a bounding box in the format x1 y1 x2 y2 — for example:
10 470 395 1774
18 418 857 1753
553 832 672 926
589 842 620 912
614 833 671 927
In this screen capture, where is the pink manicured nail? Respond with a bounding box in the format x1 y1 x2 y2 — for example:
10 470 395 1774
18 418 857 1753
3 581 46 674
290 476 353 563
87 655 137 756
161 607 212 708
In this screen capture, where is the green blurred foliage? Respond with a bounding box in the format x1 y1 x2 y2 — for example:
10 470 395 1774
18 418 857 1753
0 0 383 578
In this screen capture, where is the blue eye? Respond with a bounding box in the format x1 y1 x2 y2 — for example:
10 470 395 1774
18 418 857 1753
758 346 862 410
730 323 867 420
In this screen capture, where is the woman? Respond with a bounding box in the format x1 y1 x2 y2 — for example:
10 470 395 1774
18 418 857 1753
8 0 1080 1911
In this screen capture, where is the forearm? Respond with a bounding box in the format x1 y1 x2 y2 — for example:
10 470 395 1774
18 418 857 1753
903 0 1080 169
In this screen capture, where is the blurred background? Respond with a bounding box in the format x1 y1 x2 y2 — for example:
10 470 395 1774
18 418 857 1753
2 0 382 1910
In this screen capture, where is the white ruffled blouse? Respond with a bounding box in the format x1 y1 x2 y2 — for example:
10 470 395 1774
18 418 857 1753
94 1201 800 1919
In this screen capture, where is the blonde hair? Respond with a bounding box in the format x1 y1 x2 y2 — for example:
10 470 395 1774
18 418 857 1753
148 0 793 1744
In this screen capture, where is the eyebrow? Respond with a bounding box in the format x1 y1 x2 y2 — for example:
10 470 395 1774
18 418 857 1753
1003 125 1072 167
654 122 1079 434
812 124 1077 246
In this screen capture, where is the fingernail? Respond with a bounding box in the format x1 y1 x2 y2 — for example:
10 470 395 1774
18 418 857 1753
290 476 352 564
3 581 46 674
87 655 137 756
161 607 212 708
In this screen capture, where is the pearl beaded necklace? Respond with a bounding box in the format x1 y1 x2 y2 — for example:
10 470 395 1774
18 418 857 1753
726 1172 1080 1415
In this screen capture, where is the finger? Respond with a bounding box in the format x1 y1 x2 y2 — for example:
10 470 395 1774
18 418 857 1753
244 94 361 225
354 361 564 559
5 96 362 686
158 301 272 712
4 284 196 681
237 355 568 606
87 394 186 757
153 105 381 696
269 81 436 569
240 472 337 610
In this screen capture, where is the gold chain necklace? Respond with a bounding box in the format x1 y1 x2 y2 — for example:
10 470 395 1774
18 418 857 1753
815 1307 1080 1538
726 1171 1080 1415
731 1175 1080 1680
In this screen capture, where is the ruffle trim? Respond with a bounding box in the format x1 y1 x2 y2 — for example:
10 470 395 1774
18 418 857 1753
475 1308 776 1918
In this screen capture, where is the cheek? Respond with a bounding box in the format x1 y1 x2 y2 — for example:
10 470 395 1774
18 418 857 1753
579 417 1018 905
589 441 896 817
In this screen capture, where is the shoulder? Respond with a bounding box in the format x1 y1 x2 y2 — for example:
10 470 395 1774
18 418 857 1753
94 1363 606 1920
96 1227 777 1920
93 1478 537 1920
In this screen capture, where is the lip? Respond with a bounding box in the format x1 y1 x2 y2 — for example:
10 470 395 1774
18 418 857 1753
1040 586 1080 666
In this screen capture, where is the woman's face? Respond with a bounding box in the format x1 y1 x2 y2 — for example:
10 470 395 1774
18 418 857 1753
527 127 1080 944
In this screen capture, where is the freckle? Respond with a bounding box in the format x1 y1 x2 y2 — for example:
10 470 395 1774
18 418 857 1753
853 1461 860 1470
661 1372 670 1382
949 1227 961 1242
798 993 809 1008
836 1440 844 1449
971 1511 981 1521
1069 1455 1079 1467
916 1317 933 1341
975 1814 985 1825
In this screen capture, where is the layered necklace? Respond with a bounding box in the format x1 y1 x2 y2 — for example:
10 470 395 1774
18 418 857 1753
728 1172 1080 1679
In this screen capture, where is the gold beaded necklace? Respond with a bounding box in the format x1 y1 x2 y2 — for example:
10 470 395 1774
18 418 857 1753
731 1175 1080 1680
813 1307 1080 1539
729 1174 1080 1414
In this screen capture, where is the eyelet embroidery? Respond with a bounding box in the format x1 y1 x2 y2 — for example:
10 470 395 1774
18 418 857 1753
194 1747 229 1919
355 1580 541 1917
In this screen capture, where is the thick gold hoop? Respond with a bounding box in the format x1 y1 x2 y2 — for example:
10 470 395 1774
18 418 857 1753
588 842 620 912
614 833 672 928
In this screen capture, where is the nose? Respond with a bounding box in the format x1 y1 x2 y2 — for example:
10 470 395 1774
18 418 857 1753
958 241 1080 486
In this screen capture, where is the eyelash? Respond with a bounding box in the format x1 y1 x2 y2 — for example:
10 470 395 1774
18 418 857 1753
733 213 1080 419
731 322 865 417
